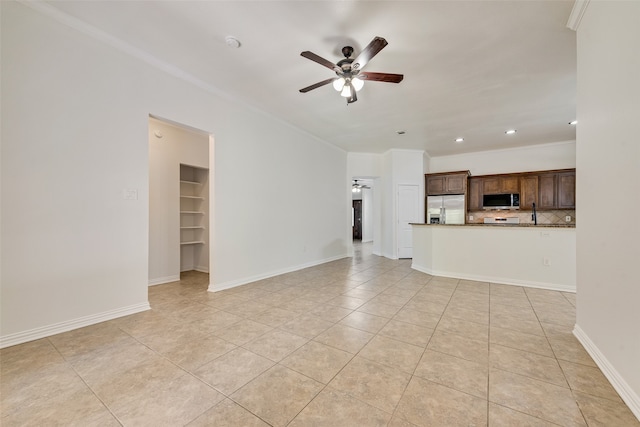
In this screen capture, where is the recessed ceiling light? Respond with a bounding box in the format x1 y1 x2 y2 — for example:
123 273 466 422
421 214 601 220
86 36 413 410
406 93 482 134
225 36 241 48
396 130 406 135
505 129 517 135
569 120 577 125
455 138 464 143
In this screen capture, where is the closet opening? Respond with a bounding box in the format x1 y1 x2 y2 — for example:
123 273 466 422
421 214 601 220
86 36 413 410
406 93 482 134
148 116 213 286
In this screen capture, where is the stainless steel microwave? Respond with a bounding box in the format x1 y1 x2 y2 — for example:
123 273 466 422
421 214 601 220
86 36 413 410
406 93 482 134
483 193 520 209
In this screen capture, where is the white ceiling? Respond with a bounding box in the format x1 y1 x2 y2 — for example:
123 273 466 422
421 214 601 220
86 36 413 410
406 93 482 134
44 1 577 156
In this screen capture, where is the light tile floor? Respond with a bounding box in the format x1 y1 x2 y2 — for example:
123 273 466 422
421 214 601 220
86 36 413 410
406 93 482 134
1 243 638 426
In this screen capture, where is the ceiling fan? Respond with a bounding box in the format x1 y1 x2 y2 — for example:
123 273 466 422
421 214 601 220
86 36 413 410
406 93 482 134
352 180 371 192
299 36 404 104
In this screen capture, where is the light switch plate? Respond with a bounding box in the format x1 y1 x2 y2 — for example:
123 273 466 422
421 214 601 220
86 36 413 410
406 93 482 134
123 189 138 200
565 215 571 222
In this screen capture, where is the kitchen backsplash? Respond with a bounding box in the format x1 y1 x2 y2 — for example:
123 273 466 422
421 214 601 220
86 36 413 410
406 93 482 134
467 210 576 225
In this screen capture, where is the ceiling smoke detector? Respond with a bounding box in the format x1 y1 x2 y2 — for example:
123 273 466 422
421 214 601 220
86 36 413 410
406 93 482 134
225 36 241 48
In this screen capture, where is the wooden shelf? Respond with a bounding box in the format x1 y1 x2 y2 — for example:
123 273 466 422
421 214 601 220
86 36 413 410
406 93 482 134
180 164 208 270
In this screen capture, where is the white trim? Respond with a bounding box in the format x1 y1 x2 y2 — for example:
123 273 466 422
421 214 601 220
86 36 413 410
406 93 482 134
195 266 209 273
411 262 576 293
0 302 151 349
208 254 348 292
148 274 180 286
573 325 640 421
567 0 590 31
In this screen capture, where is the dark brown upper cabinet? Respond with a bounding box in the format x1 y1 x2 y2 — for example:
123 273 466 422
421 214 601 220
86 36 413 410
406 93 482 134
519 175 539 211
537 170 576 210
538 173 557 210
482 175 520 195
467 177 484 211
557 171 576 209
425 171 470 195
465 168 575 211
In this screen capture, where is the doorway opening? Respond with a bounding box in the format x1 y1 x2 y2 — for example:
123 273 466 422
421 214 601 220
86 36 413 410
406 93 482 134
352 199 362 240
351 177 379 256
148 116 214 286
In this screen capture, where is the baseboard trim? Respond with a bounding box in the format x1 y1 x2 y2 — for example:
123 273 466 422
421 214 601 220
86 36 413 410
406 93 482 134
573 325 640 421
0 302 150 349
411 262 576 293
209 254 348 292
148 274 180 286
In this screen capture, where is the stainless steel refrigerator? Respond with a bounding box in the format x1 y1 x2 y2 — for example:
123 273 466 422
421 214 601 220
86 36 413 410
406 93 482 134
427 195 465 224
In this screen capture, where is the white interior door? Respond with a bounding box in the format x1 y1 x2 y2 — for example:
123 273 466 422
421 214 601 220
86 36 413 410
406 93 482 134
397 184 420 259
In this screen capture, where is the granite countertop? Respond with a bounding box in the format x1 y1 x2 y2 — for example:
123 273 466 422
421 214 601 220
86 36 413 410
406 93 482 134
410 223 576 228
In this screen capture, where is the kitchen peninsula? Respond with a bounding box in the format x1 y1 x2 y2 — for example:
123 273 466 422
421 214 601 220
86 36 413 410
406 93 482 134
411 223 576 292
414 167 577 292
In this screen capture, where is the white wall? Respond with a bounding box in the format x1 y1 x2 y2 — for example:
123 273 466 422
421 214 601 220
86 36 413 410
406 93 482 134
347 152 383 177
148 118 209 285
429 140 576 175
574 1 640 418
0 2 348 346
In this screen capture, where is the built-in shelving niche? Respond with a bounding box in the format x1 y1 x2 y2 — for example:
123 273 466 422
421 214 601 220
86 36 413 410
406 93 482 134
179 164 209 273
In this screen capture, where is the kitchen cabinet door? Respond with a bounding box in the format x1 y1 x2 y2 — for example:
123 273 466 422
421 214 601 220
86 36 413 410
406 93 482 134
483 175 519 194
538 173 557 209
426 176 446 195
482 178 501 194
501 176 520 193
446 174 467 194
425 171 469 195
468 178 483 211
557 171 576 209
519 176 538 210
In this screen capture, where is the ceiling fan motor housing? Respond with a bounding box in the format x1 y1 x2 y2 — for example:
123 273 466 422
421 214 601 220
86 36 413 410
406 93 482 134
341 46 354 58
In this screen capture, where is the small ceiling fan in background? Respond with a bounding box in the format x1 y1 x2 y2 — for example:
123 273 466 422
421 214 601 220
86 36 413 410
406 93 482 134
300 36 404 104
352 180 371 193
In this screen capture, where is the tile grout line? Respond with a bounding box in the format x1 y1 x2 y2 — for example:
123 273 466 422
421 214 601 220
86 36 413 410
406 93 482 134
45 336 126 427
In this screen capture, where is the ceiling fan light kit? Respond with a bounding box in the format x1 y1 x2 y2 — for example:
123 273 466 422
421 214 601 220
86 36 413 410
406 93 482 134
300 36 403 104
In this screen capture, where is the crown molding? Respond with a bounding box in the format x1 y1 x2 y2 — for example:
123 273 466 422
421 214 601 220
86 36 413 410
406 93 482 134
567 0 590 31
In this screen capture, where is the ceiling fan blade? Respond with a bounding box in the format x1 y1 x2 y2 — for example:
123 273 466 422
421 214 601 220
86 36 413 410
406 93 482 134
300 51 340 72
359 72 404 83
299 78 336 93
351 36 388 71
